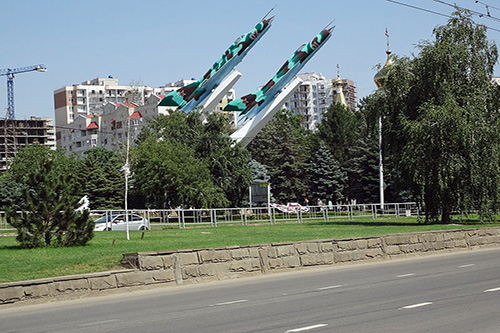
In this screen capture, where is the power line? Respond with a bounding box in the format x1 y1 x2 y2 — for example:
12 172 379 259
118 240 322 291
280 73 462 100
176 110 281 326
386 0 500 33
475 1 500 13
433 0 500 23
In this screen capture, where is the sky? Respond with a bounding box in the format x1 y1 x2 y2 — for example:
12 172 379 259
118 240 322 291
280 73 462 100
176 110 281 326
1 0 500 122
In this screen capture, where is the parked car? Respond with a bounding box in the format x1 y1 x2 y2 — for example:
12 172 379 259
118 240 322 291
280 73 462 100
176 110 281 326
93 214 150 231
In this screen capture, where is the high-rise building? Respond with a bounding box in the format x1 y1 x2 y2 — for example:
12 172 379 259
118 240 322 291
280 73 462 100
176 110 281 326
0 117 56 171
283 73 333 131
55 77 235 156
283 72 358 131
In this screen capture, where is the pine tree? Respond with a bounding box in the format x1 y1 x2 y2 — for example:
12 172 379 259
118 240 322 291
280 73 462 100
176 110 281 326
7 146 94 248
308 141 346 203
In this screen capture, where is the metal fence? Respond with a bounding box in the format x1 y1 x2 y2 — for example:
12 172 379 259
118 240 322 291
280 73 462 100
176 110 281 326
0 203 418 231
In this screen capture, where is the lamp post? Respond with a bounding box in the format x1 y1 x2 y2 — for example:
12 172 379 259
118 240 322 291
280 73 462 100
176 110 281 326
373 28 393 214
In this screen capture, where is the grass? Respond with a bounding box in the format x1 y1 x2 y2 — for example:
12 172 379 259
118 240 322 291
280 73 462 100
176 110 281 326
1 216 499 283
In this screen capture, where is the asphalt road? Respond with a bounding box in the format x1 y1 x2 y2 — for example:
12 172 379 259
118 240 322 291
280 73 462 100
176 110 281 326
2 248 500 333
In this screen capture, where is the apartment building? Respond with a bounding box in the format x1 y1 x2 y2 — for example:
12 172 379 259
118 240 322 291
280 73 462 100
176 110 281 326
0 117 56 171
283 73 333 131
284 72 357 131
56 76 236 156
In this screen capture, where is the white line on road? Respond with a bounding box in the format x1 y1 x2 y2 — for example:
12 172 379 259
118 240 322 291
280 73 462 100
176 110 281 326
211 299 248 306
317 285 343 290
78 319 119 327
285 324 328 332
484 287 500 293
459 264 475 268
400 302 433 309
397 273 415 278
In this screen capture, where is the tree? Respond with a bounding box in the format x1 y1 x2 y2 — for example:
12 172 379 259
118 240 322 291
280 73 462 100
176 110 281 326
375 10 500 222
248 110 310 203
78 148 124 209
132 111 250 208
308 141 346 203
316 102 361 166
132 136 227 209
0 173 23 210
6 146 93 248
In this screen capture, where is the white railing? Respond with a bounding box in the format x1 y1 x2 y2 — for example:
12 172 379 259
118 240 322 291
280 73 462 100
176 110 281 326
0 203 419 230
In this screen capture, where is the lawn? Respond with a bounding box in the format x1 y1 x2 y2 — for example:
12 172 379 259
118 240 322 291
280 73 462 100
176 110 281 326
1 216 499 283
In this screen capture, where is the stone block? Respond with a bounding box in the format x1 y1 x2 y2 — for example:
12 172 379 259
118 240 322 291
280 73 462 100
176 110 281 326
350 250 365 261
316 253 334 265
385 245 402 255
259 248 270 273
306 242 319 253
365 248 384 258
246 258 261 272
230 248 249 260
151 269 175 283
0 286 24 304
367 238 382 248
179 252 199 265
319 242 334 252
276 245 295 257
356 240 368 249
229 261 246 272
384 236 402 245
162 255 174 268
115 271 151 287
23 283 51 299
337 240 357 250
54 279 89 293
269 258 284 269
249 247 260 258
283 256 301 268
294 243 308 255
454 239 468 248
267 247 278 258
138 256 164 270
89 275 117 290
197 263 218 277
182 266 199 279
300 255 317 266
334 252 352 263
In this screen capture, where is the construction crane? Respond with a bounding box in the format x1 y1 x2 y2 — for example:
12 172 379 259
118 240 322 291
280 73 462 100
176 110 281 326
0 64 47 120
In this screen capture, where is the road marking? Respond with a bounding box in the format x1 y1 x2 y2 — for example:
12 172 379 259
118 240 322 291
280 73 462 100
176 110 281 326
211 299 248 306
484 287 500 293
79 319 119 327
459 264 475 268
397 273 415 278
317 285 343 290
400 302 433 309
285 324 328 332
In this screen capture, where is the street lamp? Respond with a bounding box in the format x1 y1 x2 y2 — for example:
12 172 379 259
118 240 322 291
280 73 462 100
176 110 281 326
373 28 393 214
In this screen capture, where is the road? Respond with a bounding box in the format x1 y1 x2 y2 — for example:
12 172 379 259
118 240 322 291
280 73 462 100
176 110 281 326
1 248 500 333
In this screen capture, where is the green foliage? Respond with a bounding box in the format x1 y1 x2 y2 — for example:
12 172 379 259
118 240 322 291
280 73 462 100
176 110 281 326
0 173 23 210
6 145 94 248
132 111 251 208
316 102 361 165
345 137 380 204
248 110 310 203
308 141 346 202
249 159 270 183
371 10 500 223
79 148 125 210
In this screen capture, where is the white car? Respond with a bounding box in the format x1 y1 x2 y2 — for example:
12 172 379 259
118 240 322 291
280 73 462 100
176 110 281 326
93 214 150 231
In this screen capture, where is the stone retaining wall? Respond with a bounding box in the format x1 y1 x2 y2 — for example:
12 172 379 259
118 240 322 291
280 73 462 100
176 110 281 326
2 227 500 305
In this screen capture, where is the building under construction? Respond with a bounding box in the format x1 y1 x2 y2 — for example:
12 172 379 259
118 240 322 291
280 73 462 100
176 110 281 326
0 117 56 172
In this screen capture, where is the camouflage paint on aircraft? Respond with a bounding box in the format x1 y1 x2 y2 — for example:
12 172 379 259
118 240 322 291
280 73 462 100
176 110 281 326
224 27 334 120
159 16 274 112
